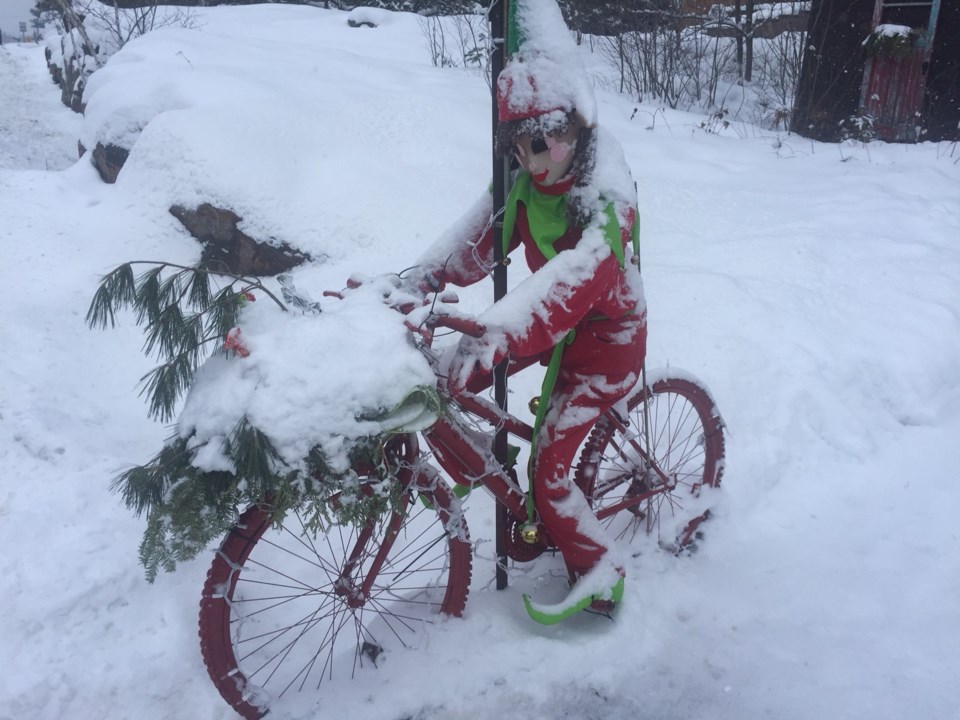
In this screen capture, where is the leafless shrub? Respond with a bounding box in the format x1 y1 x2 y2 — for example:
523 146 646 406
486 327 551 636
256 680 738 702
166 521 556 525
598 4 807 125
78 0 198 52
419 14 453 68
749 30 807 129
419 11 490 85
599 24 736 111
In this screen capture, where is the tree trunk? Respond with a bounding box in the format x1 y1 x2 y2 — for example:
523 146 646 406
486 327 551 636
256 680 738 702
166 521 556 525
734 0 743 80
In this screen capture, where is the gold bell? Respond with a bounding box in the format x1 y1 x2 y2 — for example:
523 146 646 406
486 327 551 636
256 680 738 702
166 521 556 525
528 396 540 415
520 523 540 544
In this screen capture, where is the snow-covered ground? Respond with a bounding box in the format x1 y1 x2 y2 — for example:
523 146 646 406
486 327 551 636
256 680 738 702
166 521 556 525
0 46 80 170
2 6 959 720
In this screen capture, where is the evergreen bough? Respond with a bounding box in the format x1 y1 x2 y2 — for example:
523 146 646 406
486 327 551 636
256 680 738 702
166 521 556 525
88 262 405 581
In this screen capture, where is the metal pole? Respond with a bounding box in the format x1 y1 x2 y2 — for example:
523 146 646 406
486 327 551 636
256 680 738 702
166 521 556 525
490 0 510 591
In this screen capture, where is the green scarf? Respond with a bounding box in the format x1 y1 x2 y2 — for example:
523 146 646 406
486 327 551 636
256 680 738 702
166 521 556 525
500 172 633 268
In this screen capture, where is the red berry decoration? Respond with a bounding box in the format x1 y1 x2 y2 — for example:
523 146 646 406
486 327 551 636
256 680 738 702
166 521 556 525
223 328 250 357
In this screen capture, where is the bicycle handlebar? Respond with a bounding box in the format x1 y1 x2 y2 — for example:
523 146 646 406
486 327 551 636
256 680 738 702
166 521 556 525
325 274 486 342
424 313 485 339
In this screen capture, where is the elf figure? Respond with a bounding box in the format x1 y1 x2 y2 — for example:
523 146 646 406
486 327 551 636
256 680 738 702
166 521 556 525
410 0 646 623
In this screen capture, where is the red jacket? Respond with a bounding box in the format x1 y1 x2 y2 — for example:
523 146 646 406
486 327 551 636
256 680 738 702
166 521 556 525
429 174 646 377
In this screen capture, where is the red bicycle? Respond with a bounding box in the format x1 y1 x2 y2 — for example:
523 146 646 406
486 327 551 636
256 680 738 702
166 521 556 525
197 283 725 719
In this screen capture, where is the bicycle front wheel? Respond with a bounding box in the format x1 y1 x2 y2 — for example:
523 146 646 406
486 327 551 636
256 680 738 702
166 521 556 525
575 374 725 551
198 444 472 720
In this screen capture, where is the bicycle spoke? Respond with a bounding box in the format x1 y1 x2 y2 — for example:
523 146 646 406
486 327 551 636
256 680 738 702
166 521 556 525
235 605 337 647
382 533 447 580
243 557 327 595
578 380 723 551
200 434 472 720
240 596 334 675
287 601 355 694
258 530 336 577
364 595 420 644
231 586 333 623
233 577 328 593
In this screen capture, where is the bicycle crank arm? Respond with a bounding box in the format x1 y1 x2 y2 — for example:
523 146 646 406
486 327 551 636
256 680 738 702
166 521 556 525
594 482 676 522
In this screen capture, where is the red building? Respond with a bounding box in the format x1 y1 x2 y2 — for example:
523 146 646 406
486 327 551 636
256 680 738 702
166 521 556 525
793 0 958 142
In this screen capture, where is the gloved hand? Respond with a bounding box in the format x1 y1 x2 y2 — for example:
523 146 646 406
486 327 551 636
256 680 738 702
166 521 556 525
402 266 446 296
444 329 508 397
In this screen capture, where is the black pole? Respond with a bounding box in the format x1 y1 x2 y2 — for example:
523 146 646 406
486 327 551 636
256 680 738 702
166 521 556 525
490 0 510 592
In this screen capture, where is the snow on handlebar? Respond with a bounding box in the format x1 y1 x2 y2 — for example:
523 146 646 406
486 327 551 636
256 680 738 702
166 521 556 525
324 273 486 341
423 313 486 338
403 299 486 342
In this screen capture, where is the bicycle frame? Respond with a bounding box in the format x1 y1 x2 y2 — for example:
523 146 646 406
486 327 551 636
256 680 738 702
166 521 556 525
199 284 724 720
410 318 672 560
323 283 676 560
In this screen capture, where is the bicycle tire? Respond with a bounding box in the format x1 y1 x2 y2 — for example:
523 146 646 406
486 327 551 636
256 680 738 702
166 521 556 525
198 443 472 720
575 374 725 551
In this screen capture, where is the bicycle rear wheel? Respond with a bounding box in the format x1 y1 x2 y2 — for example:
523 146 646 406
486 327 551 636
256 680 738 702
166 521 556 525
575 374 725 552
198 439 471 720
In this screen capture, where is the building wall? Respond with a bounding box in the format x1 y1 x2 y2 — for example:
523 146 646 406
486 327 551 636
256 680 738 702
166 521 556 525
792 0 876 141
925 1 960 141
792 0 958 142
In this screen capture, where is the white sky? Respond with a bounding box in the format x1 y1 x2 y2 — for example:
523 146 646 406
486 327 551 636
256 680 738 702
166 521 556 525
0 0 39 36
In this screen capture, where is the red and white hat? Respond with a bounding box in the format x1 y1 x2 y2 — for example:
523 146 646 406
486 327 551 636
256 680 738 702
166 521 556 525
495 0 597 127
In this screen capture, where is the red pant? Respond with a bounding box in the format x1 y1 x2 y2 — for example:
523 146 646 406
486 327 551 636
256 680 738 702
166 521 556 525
531 314 646 575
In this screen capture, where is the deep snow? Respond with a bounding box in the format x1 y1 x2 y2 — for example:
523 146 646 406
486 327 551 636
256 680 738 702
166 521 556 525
2 6 960 720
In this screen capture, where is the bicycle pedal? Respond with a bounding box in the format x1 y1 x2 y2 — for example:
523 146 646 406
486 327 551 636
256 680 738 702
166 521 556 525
588 598 616 615
361 641 383 667
583 607 616 620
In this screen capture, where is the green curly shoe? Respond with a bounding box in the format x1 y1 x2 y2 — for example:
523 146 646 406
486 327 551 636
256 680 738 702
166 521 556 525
523 576 625 625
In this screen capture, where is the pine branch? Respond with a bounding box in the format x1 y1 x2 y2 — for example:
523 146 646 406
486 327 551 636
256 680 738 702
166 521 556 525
87 260 288 332
138 349 200 421
88 260 419 581
206 286 243 340
134 266 163 325
136 471 240 583
185 268 212 311
87 260 293 421
86 263 136 329
112 434 194 515
225 416 285 493
116 422 409 581
122 260 288 312
142 301 186 358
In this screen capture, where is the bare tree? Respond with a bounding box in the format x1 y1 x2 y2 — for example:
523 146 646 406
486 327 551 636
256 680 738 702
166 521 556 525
597 1 737 110
743 0 755 82
752 27 807 126
78 0 196 51
419 10 490 86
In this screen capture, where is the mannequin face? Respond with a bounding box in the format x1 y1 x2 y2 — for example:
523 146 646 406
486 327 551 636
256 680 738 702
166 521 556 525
514 122 578 186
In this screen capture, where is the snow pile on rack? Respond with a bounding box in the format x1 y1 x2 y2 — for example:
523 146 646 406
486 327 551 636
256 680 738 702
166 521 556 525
179 280 435 473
